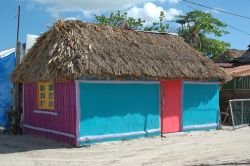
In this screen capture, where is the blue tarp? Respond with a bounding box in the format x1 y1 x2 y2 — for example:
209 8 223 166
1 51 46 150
0 49 15 128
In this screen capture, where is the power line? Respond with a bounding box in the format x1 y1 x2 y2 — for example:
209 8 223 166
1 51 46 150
227 24 250 36
181 1 197 11
180 1 250 36
182 0 250 20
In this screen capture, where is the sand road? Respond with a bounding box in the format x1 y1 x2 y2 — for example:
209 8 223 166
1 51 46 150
0 127 250 166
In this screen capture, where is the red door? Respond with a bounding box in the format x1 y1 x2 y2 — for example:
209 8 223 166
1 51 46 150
161 80 182 133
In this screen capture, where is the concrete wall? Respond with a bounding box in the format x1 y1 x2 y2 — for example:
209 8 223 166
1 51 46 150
182 82 220 131
77 81 160 145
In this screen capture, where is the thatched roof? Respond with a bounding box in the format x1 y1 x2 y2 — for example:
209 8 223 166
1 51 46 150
236 50 250 64
215 49 246 63
218 49 250 78
11 20 230 83
223 64 250 78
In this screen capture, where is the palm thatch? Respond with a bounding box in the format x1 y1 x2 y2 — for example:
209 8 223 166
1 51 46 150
223 64 250 77
11 20 230 82
215 49 246 63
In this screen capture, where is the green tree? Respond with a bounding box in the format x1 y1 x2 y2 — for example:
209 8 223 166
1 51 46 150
95 11 145 30
176 10 230 59
144 11 170 32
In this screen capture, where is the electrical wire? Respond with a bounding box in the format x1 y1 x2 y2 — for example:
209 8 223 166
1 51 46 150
226 24 250 36
182 0 250 20
180 1 250 36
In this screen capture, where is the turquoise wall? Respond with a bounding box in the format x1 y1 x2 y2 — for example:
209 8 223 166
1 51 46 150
79 82 160 145
182 82 220 131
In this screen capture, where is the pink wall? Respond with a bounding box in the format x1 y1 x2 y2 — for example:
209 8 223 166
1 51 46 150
161 80 182 133
23 81 76 145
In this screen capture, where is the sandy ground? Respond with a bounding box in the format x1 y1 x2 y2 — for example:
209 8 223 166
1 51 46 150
0 127 250 166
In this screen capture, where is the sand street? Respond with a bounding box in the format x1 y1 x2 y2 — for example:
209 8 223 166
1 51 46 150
0 127 250 166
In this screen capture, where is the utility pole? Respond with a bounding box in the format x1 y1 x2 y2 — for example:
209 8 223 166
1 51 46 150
12 0 21 134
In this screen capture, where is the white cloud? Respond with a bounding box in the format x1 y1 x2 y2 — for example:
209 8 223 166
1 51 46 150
165 8 183 20
159 0 181 4
46 7 60 18
127 2 182 23
64 17 79 20
31 0 149 17
30 0 182 19
168 0 181 3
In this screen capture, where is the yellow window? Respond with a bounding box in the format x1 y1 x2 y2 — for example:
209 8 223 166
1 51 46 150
37 82 54 110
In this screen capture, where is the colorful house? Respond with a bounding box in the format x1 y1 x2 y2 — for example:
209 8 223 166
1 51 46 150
11 20 229 146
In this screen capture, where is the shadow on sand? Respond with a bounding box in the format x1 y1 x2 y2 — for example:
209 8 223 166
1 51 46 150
0 132 74 154
192 160 250 166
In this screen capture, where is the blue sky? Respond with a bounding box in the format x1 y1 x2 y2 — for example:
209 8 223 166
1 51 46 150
0 0 250 51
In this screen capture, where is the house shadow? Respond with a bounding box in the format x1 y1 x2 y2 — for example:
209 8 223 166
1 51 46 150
192 160 250 166
0 132 74 154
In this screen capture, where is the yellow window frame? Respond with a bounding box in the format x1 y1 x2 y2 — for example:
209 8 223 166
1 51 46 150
37 82 54 110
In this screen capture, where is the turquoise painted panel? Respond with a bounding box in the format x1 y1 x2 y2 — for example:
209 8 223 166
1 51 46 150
183 83 220 131
79 82 160 144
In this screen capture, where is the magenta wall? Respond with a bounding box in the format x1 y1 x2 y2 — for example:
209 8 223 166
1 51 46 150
23 81 76 145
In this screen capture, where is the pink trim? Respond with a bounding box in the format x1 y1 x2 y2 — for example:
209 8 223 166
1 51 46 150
24 124 75 138
25 127 76 145
33 110 58 116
